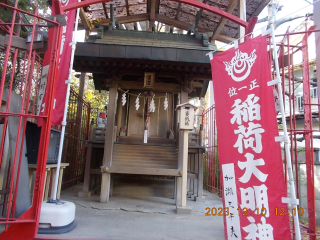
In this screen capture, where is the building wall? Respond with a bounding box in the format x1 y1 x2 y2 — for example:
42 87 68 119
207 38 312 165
298 162 320 225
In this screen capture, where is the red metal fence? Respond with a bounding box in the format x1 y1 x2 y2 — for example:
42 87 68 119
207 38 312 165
0 2 91 238
274 27 319 239
61 88 90 189
0 1 62 238
202 105 221 197
202 28 320 239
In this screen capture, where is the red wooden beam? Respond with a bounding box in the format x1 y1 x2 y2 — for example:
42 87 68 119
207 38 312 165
302 25 317 240
244 16 258 41
52 0 63 15
63 0 248 28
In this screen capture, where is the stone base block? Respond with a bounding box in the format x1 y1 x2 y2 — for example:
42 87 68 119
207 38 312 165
195 196 205 202
176 206 192 214
78 191 91 198
187 192 193 198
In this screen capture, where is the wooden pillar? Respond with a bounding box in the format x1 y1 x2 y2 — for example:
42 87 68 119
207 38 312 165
148 0 156 32
100 83 118 203
44 169 51 201
180 129 188 207
187 153 191 197
174 94 179 142
191 153 198 200
50 168 57 199
78 123 94 198
75 72 86 191
176 138 182 206
176 89 191 213
116 90 122 136
100 173 111 202
79 73 86 98
56 167 65 199
174 176 177 202
75 73 86 135
110 174 113 197
238 0 246 43
176 90 187 207
196 148 205 201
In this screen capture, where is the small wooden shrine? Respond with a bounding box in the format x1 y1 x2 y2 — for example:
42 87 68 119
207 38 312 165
73 26 211 207
71 0 268 211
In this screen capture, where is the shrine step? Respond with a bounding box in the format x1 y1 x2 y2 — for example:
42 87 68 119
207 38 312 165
112 144 178 171
116 136 176 145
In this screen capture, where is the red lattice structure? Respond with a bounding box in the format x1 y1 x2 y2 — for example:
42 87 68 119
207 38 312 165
273 26 320 240
202 105 222 197
61 88 91 190
0 1 92 238
0 1 62 239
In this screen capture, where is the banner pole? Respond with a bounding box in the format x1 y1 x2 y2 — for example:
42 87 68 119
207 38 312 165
52 1 81 201
269 1 301 239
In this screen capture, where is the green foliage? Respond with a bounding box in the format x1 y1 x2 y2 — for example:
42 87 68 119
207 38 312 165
195 91 209 132
197 91 209 114
0 0 50 38
71 73 109 122
0 50 26 92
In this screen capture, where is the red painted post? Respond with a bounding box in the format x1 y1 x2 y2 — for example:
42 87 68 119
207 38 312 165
11 51 37 217
288 40 301 205
6 9 38 223
301 27 316 240
244 16 258 41
0 1 18 108
0 46 19 169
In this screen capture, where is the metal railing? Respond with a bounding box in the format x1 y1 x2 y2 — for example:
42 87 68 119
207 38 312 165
61 88 90 189
201 106 221 197
0 1 61 237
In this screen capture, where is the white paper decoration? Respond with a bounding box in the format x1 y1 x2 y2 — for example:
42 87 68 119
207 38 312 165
150 95 155 112
164 93 168 110
122 90 128 106
135 93 141 110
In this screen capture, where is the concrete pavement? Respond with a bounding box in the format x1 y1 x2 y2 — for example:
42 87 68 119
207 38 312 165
36 184 225 240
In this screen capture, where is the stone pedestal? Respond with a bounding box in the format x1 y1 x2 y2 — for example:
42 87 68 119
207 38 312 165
78 191 91 198
195 196 205 202
176 206 192 214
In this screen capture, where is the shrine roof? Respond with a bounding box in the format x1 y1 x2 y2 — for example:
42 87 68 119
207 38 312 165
74 35 213 65
73 37 213 98
90 29 216 50
80 0 270 44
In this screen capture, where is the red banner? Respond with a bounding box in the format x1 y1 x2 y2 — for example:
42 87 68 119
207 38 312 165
37 0 77 125
211 36 290 239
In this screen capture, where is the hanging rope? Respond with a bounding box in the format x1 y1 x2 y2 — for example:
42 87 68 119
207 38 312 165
125 94 129 128
143 98 145 132
118 88 175 98
144 91 154 129
157 98 160 135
